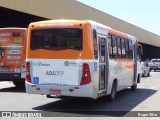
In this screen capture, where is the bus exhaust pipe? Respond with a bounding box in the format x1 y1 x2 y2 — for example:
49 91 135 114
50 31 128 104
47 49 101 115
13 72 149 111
46 95 60 98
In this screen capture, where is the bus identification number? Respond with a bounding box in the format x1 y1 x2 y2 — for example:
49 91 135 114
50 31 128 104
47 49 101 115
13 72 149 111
46 71 64 76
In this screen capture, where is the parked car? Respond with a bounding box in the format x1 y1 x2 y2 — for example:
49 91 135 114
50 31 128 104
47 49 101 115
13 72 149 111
148 59 160 71
141 62 150 77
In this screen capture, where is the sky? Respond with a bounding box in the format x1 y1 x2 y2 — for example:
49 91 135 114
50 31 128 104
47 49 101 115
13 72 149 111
76 0 160 36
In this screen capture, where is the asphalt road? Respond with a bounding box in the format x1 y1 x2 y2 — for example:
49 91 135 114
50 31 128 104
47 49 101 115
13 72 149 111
0 71 160 118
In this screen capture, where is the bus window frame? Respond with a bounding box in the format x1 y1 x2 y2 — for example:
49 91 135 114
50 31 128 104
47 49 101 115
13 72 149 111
121 38 126 58
30 28 83 51
128 39 133 58
108 34 112 58
117 37 121 58
93 29 98 60
117 37 126 58
111 35 118 58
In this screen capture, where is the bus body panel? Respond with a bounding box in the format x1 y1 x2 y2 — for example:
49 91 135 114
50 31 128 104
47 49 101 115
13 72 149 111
0 28 27 81
107 59 134 94
26 81 99 99
26 58 100 99
26 20 93 60
28 58 83 86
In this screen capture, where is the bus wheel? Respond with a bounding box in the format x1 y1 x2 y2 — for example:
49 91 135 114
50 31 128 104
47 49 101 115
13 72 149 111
131 84 137 91
13 81 25 88
109 82 117 101
147 72 150 77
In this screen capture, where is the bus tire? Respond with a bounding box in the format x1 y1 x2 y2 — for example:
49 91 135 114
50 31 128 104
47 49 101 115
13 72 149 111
109 81 117 101
131 84 137 90
13 81 25 88
147 72 150 76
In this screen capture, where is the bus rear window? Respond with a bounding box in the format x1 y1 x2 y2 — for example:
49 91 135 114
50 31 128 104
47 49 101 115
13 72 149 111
30 28 82 50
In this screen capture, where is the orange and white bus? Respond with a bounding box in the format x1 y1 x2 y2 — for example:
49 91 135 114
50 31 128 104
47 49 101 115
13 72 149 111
0 28 27 87
26 20 142 100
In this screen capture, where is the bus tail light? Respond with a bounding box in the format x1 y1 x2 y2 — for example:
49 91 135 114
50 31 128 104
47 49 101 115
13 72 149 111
80 63 91 85
26 62 31 83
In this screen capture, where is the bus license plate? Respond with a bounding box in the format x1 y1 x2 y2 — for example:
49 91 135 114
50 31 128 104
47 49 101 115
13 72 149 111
50 89 61 95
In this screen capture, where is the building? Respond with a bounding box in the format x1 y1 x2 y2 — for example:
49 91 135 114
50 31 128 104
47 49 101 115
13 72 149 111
0 0 160 60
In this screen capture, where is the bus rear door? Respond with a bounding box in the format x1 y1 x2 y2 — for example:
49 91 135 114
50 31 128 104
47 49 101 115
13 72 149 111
98 34 109 93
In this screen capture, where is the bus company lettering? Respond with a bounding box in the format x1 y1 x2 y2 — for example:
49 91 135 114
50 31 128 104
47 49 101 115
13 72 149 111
39 24 74 27
7 56 21 60
46 70 64 76
8 45 22 54
64 61 79 67
0 37 9 43
0 33 11 37
33 62 50 66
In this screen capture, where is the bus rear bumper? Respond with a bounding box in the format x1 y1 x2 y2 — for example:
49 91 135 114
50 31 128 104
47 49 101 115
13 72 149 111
25 81 99 99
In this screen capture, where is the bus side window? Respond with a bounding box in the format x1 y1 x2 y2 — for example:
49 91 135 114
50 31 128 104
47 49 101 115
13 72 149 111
121 38 126 58
125 39 129 58
111 35 118 58
129 39 133 58
108 35 112 58
93 29 98 59
100 38 106 63
117 37 121 58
